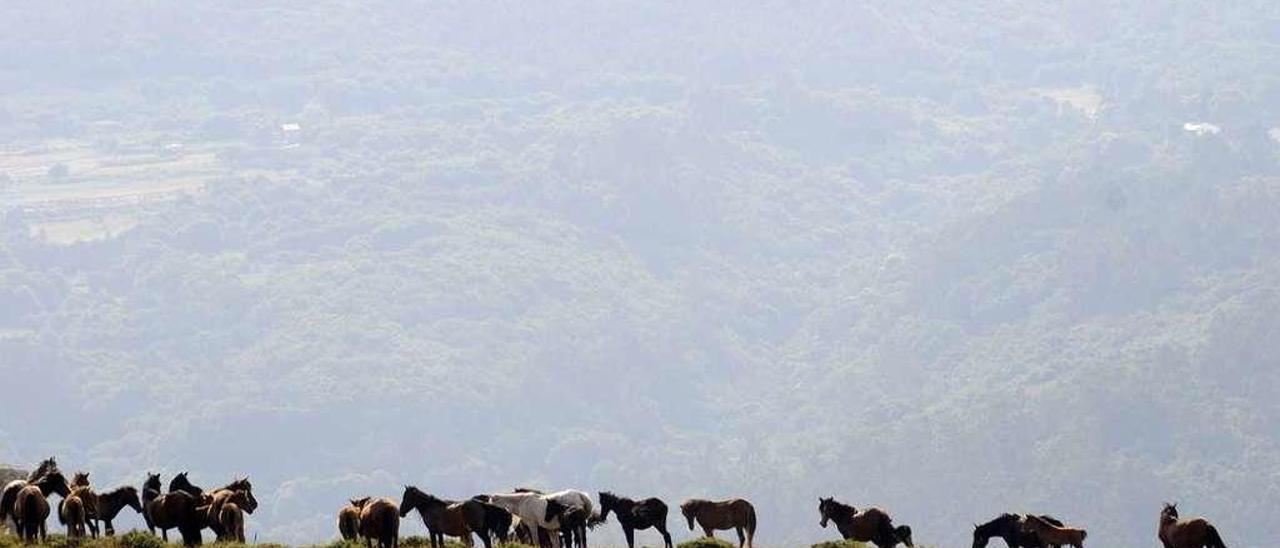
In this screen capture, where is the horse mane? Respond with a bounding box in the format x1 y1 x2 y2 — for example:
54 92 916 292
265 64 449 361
27 457 58 482
513 487 545 495
821 497 857 518
1025 514 1053 528
103 485 137 498
219 478 252 492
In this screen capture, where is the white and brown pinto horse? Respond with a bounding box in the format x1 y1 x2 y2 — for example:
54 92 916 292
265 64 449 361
485 492 572 548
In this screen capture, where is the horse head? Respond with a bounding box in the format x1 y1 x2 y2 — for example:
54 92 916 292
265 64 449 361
228 478 258 513
544 498 568 523
679 500 699 531
143 473 161 493
72 472 90 487
1161 502 1179 523
818 497 832 528
895 525 914 547
398 486 420 517
37 470 71 497
118 486 144 514
598 492 616 520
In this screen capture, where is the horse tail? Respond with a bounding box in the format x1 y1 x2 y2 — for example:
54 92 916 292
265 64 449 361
1205 526 1226 548
383 504 399 546
876 516 896 547
744 502 757 537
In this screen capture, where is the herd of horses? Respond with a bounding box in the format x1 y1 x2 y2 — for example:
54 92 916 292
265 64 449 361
0 458 1231 548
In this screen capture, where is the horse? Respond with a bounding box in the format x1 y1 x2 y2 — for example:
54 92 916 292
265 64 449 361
60 487 90 539
818 497 912 548
204 478 259 538
11 470 70 543
142 473 205 546
399 486 482 548
215 490 253 543
679 498 757 548
486 492 566 548
92 485 144 537
60 471 103 537
599 491 672 548
556 505 606 548
1158 503 1227 548
972 513 1065 548
1021 515 1086 548
1 457 60 532
358 497 400 548
468 496 513 545
340 497 371 541
544 490 596 548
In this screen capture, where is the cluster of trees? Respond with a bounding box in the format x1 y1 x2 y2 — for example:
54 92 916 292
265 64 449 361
1 1 1278 546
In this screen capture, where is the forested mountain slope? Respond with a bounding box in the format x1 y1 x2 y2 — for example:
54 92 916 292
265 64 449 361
2 2 1278 546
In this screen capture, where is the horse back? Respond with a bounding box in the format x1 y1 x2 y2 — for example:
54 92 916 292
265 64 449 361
16 485 49 522
0 480 24 520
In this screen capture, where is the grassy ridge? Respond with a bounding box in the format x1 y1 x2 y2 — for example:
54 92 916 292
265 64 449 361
0 534 884 548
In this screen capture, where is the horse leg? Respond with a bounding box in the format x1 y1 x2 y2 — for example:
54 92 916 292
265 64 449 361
624 527 636 548
703 526 714 540
735 526 745 548
659 525 673 548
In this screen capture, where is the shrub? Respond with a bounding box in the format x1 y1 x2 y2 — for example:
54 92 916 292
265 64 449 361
676 538 736 548
118 530 166 548
811 540 871 548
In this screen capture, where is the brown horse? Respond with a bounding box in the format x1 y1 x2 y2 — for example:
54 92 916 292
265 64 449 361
399 486 481 548
1159 503 1227 548
818 497 913 548
142 473 205 546
1021 515 1085 548
1 457 60 532
204 478 259 538
340 497 372 541
215 491 254 544
61 472 102 537
11 471 70 543
61 487 90 538
679 498 756 548
360 497 400 548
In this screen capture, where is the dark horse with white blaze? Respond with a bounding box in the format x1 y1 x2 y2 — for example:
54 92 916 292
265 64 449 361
972 513 1065 548
599 492 673 548
817 497 913 548
680 498 757 548
1158 503 1227 548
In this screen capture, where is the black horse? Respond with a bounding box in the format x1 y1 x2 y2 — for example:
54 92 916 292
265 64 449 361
598 492 673 548
555 505 605 548
973 513 1065 548
168 472 205 498
469 495 514 545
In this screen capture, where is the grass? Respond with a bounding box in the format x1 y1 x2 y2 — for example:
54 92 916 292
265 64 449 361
0 533 902 548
